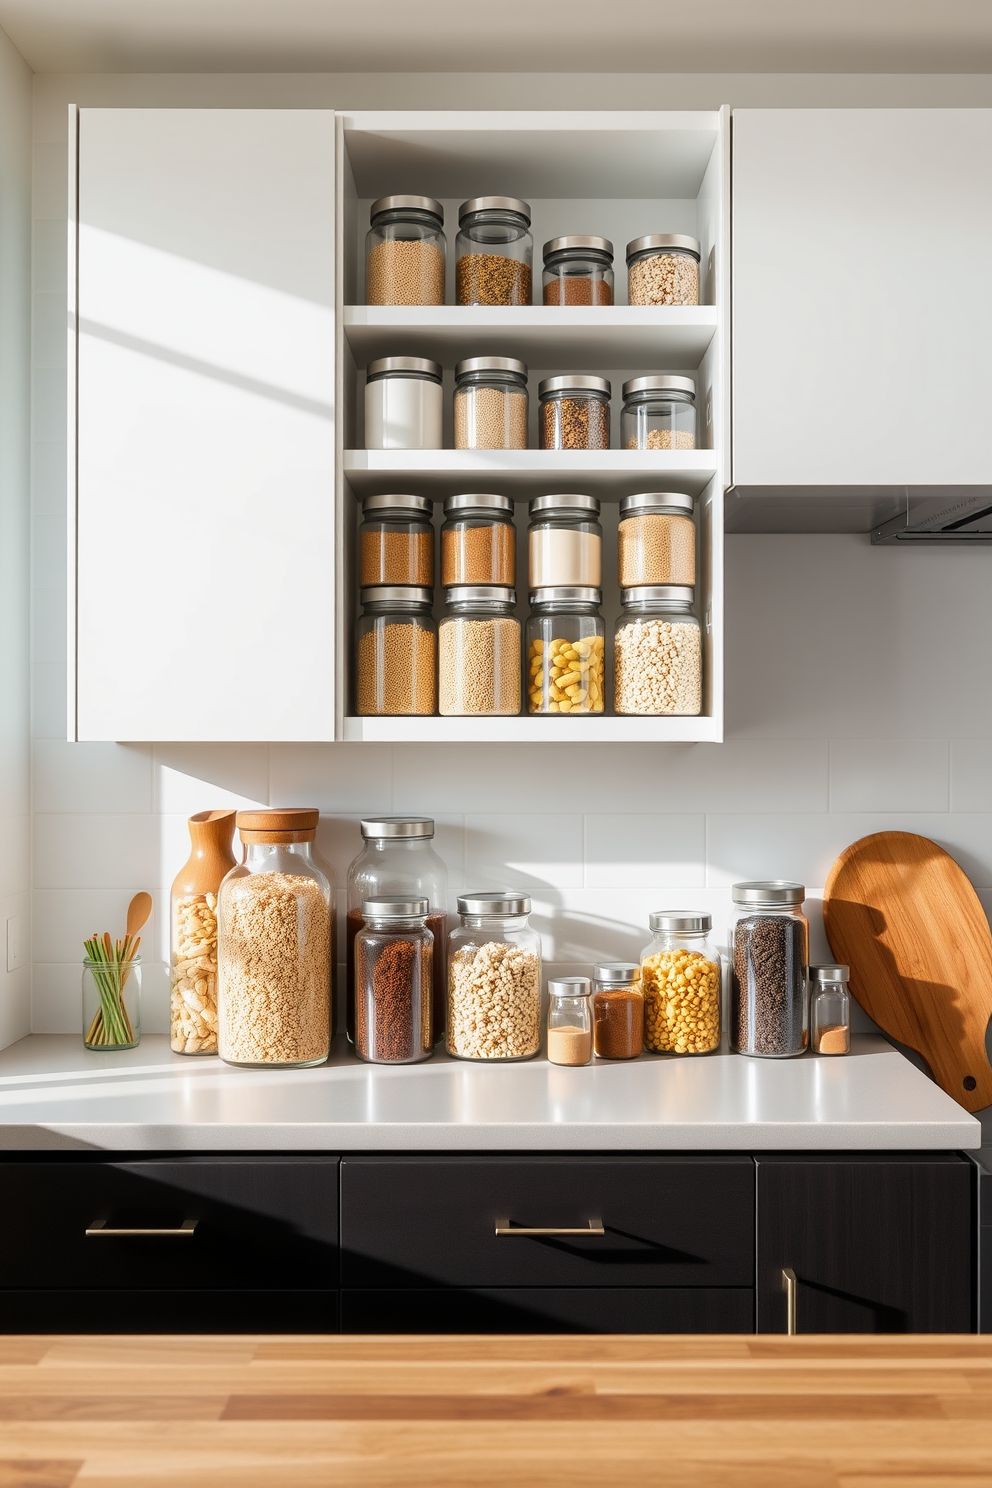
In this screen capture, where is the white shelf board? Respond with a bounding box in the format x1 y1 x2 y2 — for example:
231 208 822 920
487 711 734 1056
343 715 721 743
343 449 719 499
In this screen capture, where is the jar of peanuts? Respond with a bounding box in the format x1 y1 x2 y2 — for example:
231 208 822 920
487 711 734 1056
621 375 696 451
640 912 721 1055
446 893 541 1061
618 492 695 588
626 234 700 306
170 810 237 1055
365 195 446 306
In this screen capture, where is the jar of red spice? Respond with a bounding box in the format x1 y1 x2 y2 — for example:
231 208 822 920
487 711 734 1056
591 963 644 1058
355 898 433 1064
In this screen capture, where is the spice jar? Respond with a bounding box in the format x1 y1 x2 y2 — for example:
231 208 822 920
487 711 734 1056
730 882 809 1059
441 493 515 587
355 898 433 1064
618 492 695 588
359 494 434 588
439 586 521 717
456 197 533 306
355 587 436 717
547 977 593 1066
621 375 697 451
526 588 605 715
810 964 851 1056
170 809 237 1055
366 195 446 307
591 963 644 1059
626 234 701 306
641 913 721 1055
365 356 443 450
217 809 332 1069
454 357 528 450
528 494 602 589
614 586 702 717
447 893 541 1061
542 236 614 306
538 376 611 451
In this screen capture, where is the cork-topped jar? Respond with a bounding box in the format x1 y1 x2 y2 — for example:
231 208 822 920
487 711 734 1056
170 810 237 1055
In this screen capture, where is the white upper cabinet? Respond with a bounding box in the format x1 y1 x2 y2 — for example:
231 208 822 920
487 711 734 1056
70 109 336 741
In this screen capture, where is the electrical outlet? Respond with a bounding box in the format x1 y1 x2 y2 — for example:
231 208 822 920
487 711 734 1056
6 915 23 973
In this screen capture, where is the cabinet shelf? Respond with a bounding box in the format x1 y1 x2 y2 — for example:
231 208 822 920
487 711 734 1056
343 449 719 499
343 715 723 742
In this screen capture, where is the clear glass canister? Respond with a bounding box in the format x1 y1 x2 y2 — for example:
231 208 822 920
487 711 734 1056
355 586 436 717
730 881 809 1058
439 586 521 717
547 977 593 1066
441 493 516 587
621 375 697 451
591 962 644 1059
218 809 332 1069
456 197 533 306
526 587 605 715
641 912 721 1055
626 234 701 306
359 493 434 588
170 808 237 1055
618 492 696 588
528 493 602 589
614 586 702 717
542 235 614 306
365 356 443 450
447 893 541 1060
538 376 611 451
810 964 851 1056
366 195 446 306
454 357 528 450
83 956 141 1050
355 897 434 1064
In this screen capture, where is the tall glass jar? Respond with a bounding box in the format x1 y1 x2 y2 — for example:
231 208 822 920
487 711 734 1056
538 376 611 451
618 492 695 588
591 963 644 1059
447 893 541 1061
441 493 515 587
355 898 434 1064
218 809 332 1069
614 587 702 717
810 964 851 1056
547 977 593 1066
621 375 697 451
526 588 605 715
528 494 602 589
626 234 701 306
366 195 446 306
454 357 528 450
359 494 434 588
730 882 809 1058
365 357 443 450
641 912 721 1055
542 236 614 306
456 197 533 306
170 809 236 1055
355 587 436 717
439 586 521 717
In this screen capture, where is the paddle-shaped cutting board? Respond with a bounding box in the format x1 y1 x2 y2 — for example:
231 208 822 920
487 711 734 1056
823 831 992 1112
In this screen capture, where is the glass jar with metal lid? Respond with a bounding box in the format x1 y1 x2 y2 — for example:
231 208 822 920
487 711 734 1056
810 964 851 1056
730 882 809 1059
355 897 434 1064
355 587 436 717
591 963 644 1059
454 357 528 450
456 197 533 306
538 376 611 451
542 236 614 306
366 195 446 306
365 356 443 450
359 494 434 588
622 375 697 451
547 977 593 1066
640 912 721 1055
614 586 701 717
441 493 515 587
526 587 605 715
439 586 521 718
528 493 602 589
447 892 541 1060
618 492 695 587
626 234 701 306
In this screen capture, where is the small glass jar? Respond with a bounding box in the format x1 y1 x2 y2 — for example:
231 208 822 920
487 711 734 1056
538 376 611 451
355 897 434 1064
730 882 809 1059
528 494 602 589
618 492 695 588
439 586 521 717
359 494 434 588
447 893 541 1061
641 912 721 1055
591 963 644 1059
441 493 515 587
621 375 697 451
626 234 701 306
526 587 605 715
547 977 593 1066
365 195 446 307
542 236 614 306
365 356 443 450
456 197 533 306
454 357 528 450
355 587 436 717
83 956 141 1050
810 964 851 1056
614 586 702 717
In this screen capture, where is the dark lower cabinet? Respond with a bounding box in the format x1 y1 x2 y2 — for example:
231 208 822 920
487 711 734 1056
0 1290 338 1333
342 1288 754 1334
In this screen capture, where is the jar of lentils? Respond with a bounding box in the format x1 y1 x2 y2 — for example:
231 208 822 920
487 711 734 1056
622 375 697 451
355 586 436 717
456 197 533 306
438 585 521 717
542 235 614 305
626 234 701 306
538 375 611 451
441 493 515 587
447 893 541 1061
641 912 721 1055
454 357 528 450
526 587 605 715
618 492 695 588
614 586 702 716
359 493 434 588
355 897 434 1065
365 195 446 306
528 494 602 589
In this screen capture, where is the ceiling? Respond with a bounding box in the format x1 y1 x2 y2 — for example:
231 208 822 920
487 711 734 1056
1 0 992 75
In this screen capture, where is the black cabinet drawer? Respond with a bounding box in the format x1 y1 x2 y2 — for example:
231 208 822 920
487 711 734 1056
0 1290 339 1334
342 1287 753 1334
341 1156 754 1288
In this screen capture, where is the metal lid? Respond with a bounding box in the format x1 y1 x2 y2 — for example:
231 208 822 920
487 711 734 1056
592 962 640 984
620 492 694 517
548 976 591 998
537 375 612 398
622 374 696 399
529 493 600 517
361 896 429 918
732 881 806 906
360 817 434 840
809 964 850 983
443 493 514 517
360 585 433 607
649 911 712 933
621 585 695 606
529 586 602 607
361 493 433 518
457 892 532 916
444 585 516 607
459 196 531 222
543 234 614 259
626 233 701 260
370 194 443 223
455 355 528 379
367 356 443 381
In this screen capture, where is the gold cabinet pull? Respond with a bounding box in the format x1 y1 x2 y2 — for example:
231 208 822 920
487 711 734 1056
494 1216 604 1237
86 1218 198 1238
782 1266 798 1335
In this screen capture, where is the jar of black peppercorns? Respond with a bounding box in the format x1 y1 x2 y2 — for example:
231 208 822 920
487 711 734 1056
729 882 808 1058
355 897 434 1064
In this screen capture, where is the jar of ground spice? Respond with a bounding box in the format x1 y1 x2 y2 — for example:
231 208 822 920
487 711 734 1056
591 963 644 1059
730 882 809 1059
441 494 515 587
542 236 614 305
454 357 529 450
355 587 436 717
621 375 697 451
365 195 446 307
359 494 434 588
538 376 611 451
355 898 433 1064
626 234 701 307
641 912 721 1055
547 977 593 1066
439 586 521 717
456 197 533 306
810 964 851 1056
618 492 696 588
614 586 702 717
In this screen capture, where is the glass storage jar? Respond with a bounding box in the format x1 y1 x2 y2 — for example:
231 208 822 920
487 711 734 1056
454 357 528 450
538 376 611 451
83 956 141 1050
447 893 541 1061
439 586 521 717
547 977 593 1066
170 808 236 1055
626 234 701 306
366 195 446 306
641 912 721 1055
218 809 332 1069
810 964 851 1056
614 586 702 717
618 492 695 588
591 963 644 1059
542 235 614 305
441 493 515 587
355 897 434 1064
528 494 602 589
365 356 443 450
526 587 605 715
355 586 436 717
621 375 697 451
359 493 434 588
456 197 533 306
730 882 809 1058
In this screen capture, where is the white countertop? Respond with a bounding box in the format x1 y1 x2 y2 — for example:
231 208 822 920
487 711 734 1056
0 1034 979 1151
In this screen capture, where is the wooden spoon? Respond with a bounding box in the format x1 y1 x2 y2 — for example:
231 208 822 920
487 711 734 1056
126 892 152 940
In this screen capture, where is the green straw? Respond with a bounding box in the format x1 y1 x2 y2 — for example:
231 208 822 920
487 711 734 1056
83 930 138 1047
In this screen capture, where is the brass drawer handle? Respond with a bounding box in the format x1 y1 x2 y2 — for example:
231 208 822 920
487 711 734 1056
495 1216 604 1237
86 1219 198 1238
782 1266 798 1335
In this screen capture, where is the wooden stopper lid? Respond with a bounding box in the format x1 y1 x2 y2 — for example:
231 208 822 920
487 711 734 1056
236 808 319 843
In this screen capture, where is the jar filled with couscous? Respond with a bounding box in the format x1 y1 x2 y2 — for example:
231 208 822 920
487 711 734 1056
640 911 721 1054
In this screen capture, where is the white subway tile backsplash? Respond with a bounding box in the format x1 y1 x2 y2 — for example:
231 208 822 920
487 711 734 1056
951 740 992 812
153 743 269 815
34 740 153 814
34 887 163 965
583 815 705 889
31 583 66 667
465 813 584 895
32 366 67 444
32 144 68 218
32 662 68 740
829 739 949 812
33 218 67 294
269 743 393 812
32 292 67 371
31 512 64 592
0 816 30 899
32 440 67 517
34 813 163 890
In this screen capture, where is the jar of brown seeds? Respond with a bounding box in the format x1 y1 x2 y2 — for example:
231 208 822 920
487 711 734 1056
539 375 611 451
366 195 446 306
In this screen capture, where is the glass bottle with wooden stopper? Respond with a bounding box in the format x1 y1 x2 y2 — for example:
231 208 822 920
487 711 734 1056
170 810 237 1055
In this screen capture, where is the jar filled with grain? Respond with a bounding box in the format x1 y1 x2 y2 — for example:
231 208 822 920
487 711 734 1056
439 586 521 717
447 893 541 1061
441 493 515 587
626 234 701 306
365 356 443 450
170 809 237 1055
217 809 333 1069
355 587 437 716
538 376 611 451
454 357 528 450
622 375 697 451
359 494 434 588
591 963 644 1059
618 492 696 587
810 964 851 1056
730 882 809 1059
366 195 446 307
641 912 721 1055
526 587 605 715
528 494 602 589
547 977 593 1066
456 197 533 306
614 586 702 716
542 236 614 306
355 898 434 1064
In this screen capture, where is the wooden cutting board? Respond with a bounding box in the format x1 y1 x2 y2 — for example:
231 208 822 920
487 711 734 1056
823 831 992 1113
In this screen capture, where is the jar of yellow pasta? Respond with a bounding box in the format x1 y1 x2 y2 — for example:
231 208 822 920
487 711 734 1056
640 911 721 1054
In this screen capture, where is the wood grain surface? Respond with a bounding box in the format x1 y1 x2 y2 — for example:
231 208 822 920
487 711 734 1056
1 1334 992 1486
823 830 992 1112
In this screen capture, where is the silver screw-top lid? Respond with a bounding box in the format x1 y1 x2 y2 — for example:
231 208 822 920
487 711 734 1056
443 493 514 516
622 374 696 399
620 492 694 517
529 586 602 607
732 881 806 906
444 585 516 606
361 493 433 518
361 896 429 918
809 964 850 983
360 817 434 840
649 912 712 933
459 196 531 222
367 356 443 381
370 194 444 223
537 375 612 398
592 962 640 984
543 235 614 259
626 233 701 260
529 493 600 518
457 892 532 916
455 355 528 379
360 586 433 608
620 585 695 606
548 976 591 998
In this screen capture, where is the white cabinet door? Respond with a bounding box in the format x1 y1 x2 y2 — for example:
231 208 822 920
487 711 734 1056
733 109 992 489
71 109 336 741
